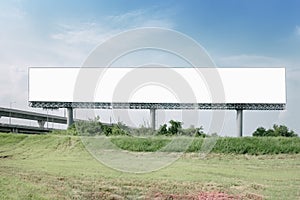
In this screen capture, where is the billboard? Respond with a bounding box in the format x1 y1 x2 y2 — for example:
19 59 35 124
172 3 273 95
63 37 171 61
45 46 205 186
29 67 286 105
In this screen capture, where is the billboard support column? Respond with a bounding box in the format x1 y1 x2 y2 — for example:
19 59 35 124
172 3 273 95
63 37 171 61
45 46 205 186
37 120 45 128
67 107 74 128
150 108 156 130
236 109 243 137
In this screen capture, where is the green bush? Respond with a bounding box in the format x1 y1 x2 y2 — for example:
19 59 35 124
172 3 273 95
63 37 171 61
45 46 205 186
53 118 208 137
157 120 182 135
109 136 300 154
52 117 130 136
51 123 78 136
102 125 112 136
128 125 155 136
158 124 168 135
157 120 205 137
181 125 206 137
110 136 170 152
253 124 297 137
168 120 182 135
111 125 127 136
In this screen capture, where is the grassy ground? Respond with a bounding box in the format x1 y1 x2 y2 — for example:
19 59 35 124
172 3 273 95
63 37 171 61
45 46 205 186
0 133 299 199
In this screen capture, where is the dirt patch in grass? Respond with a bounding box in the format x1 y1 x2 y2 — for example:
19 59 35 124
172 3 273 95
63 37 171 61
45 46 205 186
0 155 12 159
147 191 241 200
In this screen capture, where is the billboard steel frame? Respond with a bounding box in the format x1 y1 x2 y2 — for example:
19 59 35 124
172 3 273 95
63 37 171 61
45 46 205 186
29 101 285 110
29 101 286 137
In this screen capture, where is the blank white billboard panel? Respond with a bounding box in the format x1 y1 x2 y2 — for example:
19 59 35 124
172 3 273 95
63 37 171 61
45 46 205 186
29 68 286 104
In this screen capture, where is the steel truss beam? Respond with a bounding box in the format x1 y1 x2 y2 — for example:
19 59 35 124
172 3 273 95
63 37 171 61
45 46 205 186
29 101 285 110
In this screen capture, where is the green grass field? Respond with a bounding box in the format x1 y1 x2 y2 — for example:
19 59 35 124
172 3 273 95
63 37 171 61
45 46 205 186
0 133 299 199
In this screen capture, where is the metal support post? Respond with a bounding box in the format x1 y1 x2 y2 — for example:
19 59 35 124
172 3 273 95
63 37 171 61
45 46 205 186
37 120 45 128
236 109 243 137
150 108 156 130
67 107 74 128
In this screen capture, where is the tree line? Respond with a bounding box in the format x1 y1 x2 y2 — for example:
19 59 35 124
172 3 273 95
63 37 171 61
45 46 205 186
59 117 298 137
253 124 297 137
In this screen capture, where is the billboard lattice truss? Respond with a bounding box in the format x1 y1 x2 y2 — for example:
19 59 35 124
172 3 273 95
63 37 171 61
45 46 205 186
29 101 285 110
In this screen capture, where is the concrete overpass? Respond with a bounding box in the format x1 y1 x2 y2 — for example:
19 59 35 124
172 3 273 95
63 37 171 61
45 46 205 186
0 107 67 128
0 123 56 134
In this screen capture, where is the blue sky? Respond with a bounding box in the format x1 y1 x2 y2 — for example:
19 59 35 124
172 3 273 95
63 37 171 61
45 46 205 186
15 0 300 57
0 0 300 135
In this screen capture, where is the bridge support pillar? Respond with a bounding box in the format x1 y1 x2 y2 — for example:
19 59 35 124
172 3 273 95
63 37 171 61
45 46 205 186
150 108 156 130
67 107 74 128
236 109 243 137
37 120 45 128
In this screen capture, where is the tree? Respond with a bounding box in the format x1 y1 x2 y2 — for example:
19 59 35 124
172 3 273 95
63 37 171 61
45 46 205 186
181 125 206 137
266 128 275 136
253 127 266 137
111 125 126 136
273 124 297 137
102 125 112 136
158 124 168 135
76 117 102 136
252 124 297 137
168 120 182 135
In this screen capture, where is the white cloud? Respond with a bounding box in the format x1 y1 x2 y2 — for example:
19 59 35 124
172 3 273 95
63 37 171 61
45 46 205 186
51 9 175 46
51 23 113 45
107 10 145 24
107 9 175 29
140 19 174 28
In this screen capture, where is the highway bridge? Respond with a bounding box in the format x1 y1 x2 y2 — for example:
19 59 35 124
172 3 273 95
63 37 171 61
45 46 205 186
0 107 67 127
0 107 113 134
0 107 68 134
0 123 56 134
